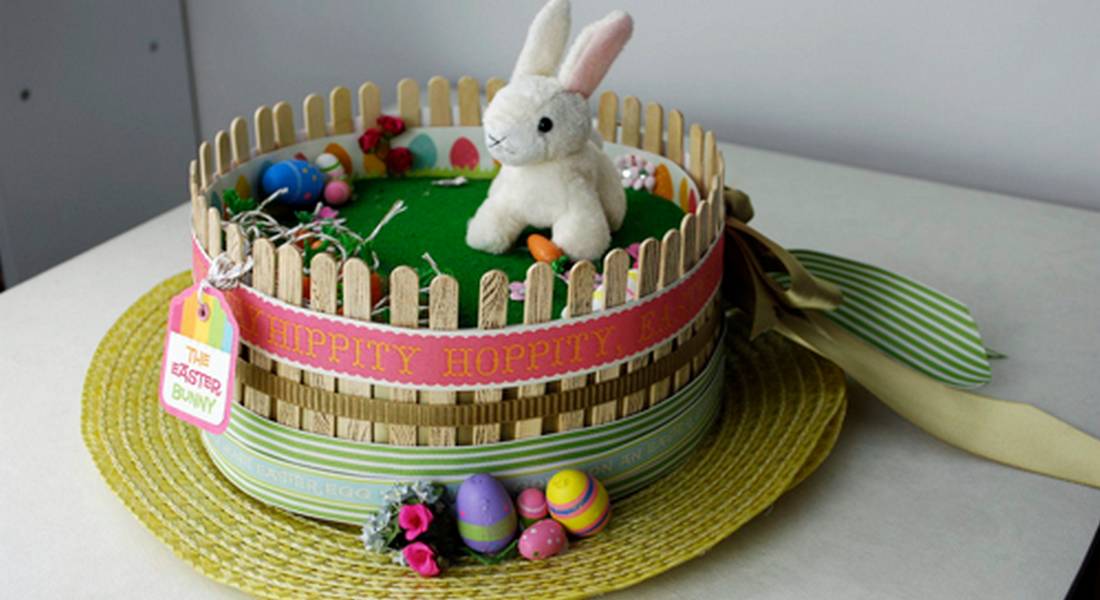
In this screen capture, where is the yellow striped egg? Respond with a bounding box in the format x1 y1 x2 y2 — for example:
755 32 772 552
546 469 610 537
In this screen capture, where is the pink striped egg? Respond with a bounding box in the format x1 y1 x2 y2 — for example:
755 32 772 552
516 488 548 525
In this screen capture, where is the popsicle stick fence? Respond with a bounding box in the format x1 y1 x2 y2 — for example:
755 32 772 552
189 77 727 447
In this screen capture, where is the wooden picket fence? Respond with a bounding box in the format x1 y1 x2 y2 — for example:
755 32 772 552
189 76 727 447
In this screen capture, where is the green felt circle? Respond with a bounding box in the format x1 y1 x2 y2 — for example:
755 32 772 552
340 177 684 326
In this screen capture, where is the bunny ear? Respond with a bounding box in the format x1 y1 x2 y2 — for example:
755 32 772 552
512 0 572 79
558 10 633 99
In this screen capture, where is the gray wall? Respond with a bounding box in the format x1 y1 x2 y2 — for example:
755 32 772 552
0 1 1095 287
188 0 1099 210
0 0 197 287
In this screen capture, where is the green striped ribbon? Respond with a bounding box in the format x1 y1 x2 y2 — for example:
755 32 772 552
777 250 992 389
202 343 725 524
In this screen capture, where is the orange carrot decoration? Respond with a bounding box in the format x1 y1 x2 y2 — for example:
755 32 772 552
527 234 564 263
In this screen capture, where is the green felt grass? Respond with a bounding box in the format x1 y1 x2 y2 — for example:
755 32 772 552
341 177 684 327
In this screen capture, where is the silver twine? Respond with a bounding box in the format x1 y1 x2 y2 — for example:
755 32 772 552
198 252 253 302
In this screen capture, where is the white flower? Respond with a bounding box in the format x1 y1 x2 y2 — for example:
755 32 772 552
359 526 387 553
384 483 416 505
411 481 442 504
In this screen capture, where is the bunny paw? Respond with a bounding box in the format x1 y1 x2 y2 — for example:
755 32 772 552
466 212 520 255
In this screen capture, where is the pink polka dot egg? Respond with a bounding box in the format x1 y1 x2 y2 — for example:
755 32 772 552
516 487 548 525
518 519 567 561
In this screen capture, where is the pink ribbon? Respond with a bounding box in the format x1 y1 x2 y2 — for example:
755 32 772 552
193 237 723 389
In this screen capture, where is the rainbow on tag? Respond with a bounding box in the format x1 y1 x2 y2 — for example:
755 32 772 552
170 291 235 354
160 283 240 434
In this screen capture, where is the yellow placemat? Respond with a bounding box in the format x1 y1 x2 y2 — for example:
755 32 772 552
82 272 846 599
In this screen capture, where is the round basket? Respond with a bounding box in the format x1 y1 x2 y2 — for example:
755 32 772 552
188 79 727 455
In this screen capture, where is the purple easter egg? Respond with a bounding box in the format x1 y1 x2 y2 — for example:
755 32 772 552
455 474 517 554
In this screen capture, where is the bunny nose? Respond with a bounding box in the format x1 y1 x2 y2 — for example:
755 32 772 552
487 133 507 148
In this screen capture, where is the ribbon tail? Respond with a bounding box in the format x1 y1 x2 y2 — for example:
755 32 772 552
775 311 1100 489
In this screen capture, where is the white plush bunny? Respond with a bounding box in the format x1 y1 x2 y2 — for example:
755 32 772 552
465 0 632 261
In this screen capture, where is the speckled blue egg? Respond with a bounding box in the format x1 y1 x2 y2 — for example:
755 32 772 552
261 159 325 207
455 474 517 554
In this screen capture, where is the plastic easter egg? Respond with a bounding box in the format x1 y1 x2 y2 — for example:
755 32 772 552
546 469 611 537
449 136 480 170
323 180 351 205
315 152 346 181
519 519 567 561
516 488 548 525
323 143 353 176
455 474 517 554
262 159 325 207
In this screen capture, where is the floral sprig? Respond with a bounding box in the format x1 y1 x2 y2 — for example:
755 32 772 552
360 482 461 578
359 115 413 176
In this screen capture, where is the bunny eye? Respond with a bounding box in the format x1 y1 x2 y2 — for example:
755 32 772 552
537 117 554 133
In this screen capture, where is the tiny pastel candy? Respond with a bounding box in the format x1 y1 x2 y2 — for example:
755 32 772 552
323 180 351 205
518 519 567 561
315 152 346 181
516 487 548 524
546 469 611 537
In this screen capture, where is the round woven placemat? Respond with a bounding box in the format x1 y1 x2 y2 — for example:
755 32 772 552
83 272 846 599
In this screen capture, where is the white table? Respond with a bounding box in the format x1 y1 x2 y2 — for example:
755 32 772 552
2 143 1096 599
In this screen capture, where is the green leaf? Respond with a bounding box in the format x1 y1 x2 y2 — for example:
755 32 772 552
777 250 993 389
221 189 256 216
460 539 519 565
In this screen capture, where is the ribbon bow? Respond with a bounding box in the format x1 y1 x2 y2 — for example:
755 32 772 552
722 188 1100 489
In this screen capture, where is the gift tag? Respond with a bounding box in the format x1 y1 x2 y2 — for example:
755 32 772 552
159 283 240 434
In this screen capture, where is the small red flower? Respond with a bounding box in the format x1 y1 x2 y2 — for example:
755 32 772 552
397 504 434 541
402 542 440 578
386 147 413 175
358 128 382 153
377 115 406 137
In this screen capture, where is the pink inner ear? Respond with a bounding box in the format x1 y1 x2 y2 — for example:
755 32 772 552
562 15 633 99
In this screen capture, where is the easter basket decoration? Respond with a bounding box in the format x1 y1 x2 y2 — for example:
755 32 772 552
183 75 730 519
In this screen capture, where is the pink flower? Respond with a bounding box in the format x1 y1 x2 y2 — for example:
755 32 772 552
402 542 440 578
358 128 382 153
398 504 434 541
316 206 339 220
508 281 526 301
386 147 413 175
377 115 406 137
625 242 641 268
